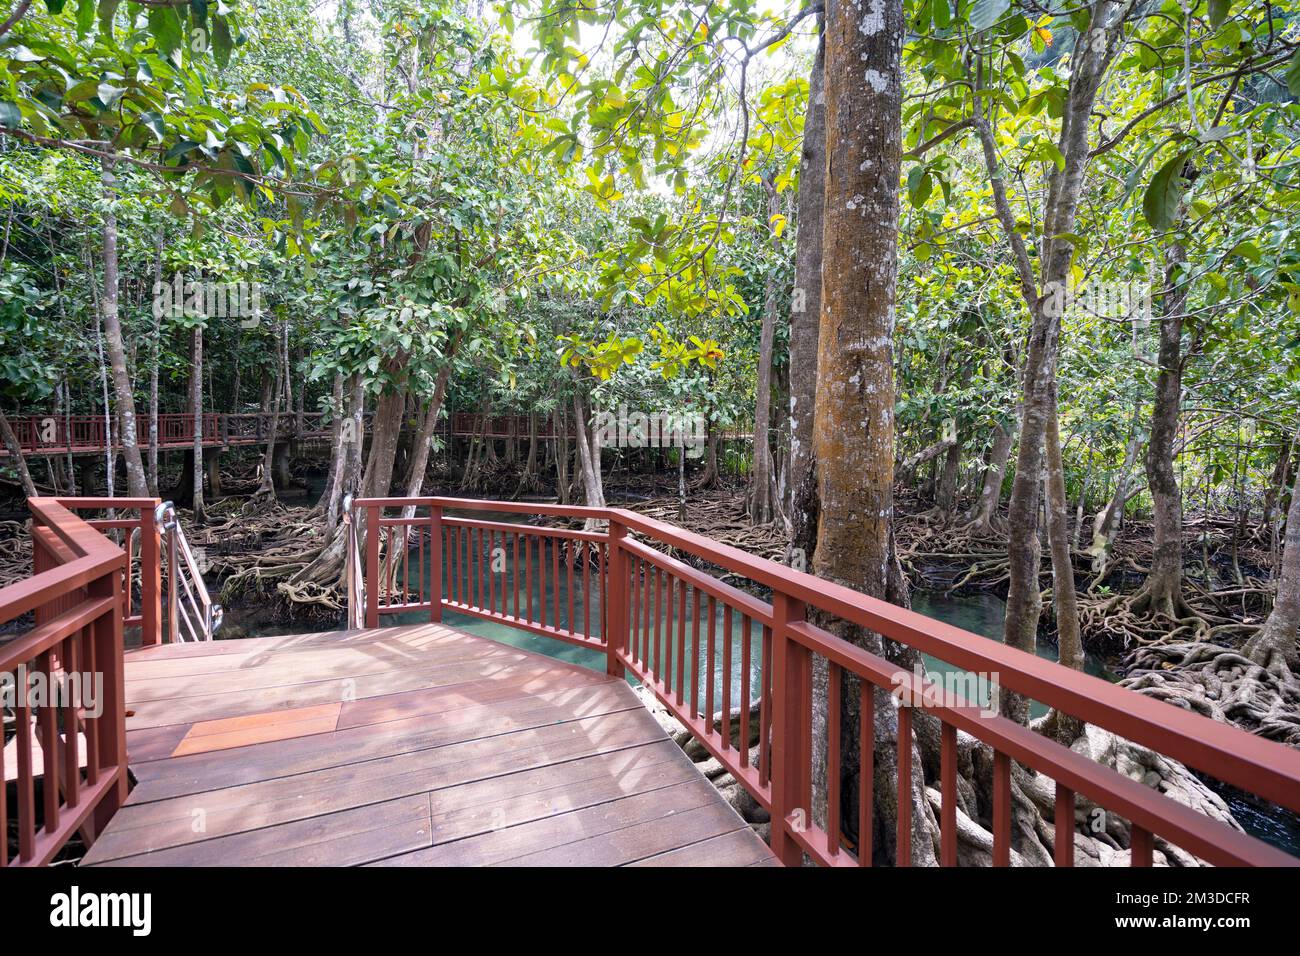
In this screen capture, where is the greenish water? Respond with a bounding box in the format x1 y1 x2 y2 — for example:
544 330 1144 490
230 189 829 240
910 590 1114 720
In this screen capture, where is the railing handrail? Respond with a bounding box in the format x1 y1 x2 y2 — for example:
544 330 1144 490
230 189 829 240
155 501 223 641
353 494 1300 867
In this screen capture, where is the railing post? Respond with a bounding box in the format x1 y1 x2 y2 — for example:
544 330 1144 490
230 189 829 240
429 504 443 623
365 503 380 629
90 563 128 834
140 502 162 646
769 590 809 867
605 518 628 678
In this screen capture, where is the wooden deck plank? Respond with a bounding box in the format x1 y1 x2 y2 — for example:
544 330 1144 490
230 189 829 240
123 656 611 729
628 826 778 867
98 795 434 867
83 708 666 863
127 681 640 800
86 622 778 867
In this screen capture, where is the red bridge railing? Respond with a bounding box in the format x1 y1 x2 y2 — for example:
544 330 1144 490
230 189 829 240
355 496 1300 867
1 413 329 457
0 499 155 865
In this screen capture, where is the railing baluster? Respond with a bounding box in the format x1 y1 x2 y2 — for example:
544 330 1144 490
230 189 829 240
759 624 772 786
705 594 716 732
63 636 80 810
15 673 34 862
1055 784 1075 867
429 506 442 623
583 540 591 639
993 750 1011 867
722 604 732 753
740 615 751 767
896 703 913 867
567 538 575 636
859 682 873 866
39 650 59 834
675 581 686 707
641 561 651 666
487 529 495 615
691 587 701 721
941 721 957 866
84 631 98 786
526 534 534 624
1130 825 1153 866
653 567 663 682
663 575 674 697
512 531 520 621
551 533 560 629
828 661 841 856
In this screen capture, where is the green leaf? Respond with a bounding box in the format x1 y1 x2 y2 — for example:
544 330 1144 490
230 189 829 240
148 4 184 56
1142 151 1191 231
212 16 232 68
968 0 1010 31
43 0 67 13
1208 0 1231 28
0 101 21 129
1287 49 1300 99
932 0 952 29
97 0 120 37
75 0 95 36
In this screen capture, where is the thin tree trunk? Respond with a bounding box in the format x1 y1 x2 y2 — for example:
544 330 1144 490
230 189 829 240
190 325 206 523
148 230 162 496
1139 242 1190 617
1244 462 1300 669
787 21 825 561
0 411 37 498
748 175 782 525
100 158 148 498
257 327 285 497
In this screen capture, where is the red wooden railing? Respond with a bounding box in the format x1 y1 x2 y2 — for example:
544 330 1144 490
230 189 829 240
0 498 146 865
1 413 330 457
355 496 1300 867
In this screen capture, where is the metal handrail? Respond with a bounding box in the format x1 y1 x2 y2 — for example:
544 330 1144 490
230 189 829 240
156 501 222 641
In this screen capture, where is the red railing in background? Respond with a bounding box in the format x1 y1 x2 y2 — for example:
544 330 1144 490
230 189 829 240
356 496 1300 868
0 498 142 865
1 413 329 457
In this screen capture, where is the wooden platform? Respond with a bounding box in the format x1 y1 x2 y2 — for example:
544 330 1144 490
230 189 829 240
81 624 776 867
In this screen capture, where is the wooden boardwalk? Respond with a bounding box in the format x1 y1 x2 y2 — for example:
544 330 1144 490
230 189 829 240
81 623 775 867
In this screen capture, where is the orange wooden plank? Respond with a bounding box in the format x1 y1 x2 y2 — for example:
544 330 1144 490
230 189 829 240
171 703 341 756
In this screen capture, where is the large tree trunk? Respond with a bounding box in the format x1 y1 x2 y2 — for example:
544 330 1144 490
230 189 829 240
0 410 37 498
190 325 206 524
1244 463 1300 670
812 0 932 866
1138 243 1190 617
361 389 407 499
787 20 825 564
100 159 149 498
